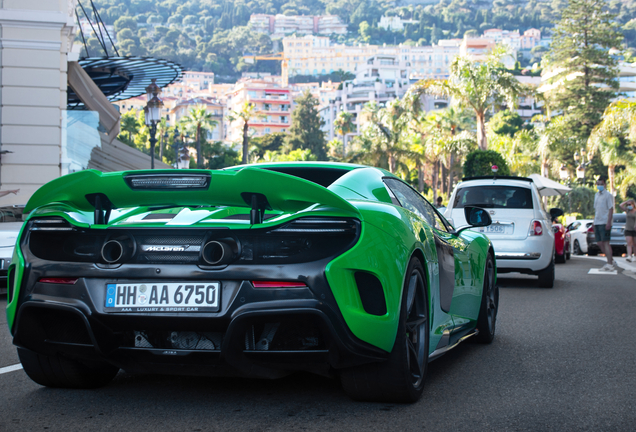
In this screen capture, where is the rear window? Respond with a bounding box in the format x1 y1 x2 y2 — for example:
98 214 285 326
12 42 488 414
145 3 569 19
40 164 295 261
453 186 533 209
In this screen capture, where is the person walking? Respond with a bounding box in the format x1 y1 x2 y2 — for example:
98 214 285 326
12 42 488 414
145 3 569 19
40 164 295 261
619 198 636 262
594 178 615 271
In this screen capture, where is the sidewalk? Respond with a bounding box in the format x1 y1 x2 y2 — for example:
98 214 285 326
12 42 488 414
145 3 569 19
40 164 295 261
574 254 636 274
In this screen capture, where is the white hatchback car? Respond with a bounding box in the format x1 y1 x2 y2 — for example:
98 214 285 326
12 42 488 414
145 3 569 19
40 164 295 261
566 219 593 255
445 176 563 288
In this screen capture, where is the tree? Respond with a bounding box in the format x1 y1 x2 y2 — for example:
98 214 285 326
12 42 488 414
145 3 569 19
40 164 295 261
180 105 218 169
463 150 511 177
427 46 527 150
489 109 524 137
286 91 327 160
588 101 636 193
361 99 412 173
228 102 257 165
119 110 140 144
333 111 355 156
543 0 621 143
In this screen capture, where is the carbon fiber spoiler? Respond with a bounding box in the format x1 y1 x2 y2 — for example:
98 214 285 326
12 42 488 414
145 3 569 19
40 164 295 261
25 167 360 224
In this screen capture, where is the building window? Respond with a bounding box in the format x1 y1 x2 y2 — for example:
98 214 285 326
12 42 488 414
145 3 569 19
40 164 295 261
265 127 271 134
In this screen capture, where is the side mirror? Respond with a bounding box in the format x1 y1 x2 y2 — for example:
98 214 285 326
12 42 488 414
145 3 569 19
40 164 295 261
550 208 564 221
464 206 492 227
454 206 492 235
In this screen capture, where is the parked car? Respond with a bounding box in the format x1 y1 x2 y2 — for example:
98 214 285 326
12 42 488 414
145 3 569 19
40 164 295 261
566 219 593 255
0 205 25 295
586 213 627 256
7 163 499 403
552 222 571 263
445 175 562 288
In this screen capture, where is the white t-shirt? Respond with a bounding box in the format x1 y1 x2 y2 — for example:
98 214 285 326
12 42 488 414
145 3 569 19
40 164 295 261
594 190 614 225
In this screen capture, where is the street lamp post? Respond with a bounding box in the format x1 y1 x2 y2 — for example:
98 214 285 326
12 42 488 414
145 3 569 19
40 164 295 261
144 78 164 169
173 126 180 169
160 131 168 161
177 132 191 170
574 148 593 182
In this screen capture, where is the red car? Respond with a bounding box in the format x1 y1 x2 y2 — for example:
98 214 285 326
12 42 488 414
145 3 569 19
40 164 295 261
553 222 571 263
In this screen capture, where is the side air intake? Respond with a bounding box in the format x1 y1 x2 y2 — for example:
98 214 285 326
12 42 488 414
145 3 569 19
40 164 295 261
355 272 387 316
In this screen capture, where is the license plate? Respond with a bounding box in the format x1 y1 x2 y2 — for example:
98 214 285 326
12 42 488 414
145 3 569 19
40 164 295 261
477 224 513 235
104 282 220 312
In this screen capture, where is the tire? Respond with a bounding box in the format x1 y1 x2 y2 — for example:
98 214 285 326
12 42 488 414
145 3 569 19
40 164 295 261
18 348 119 389
537 257 555 288
341 258 429 403
573 240 582 256
475 253 498 344
555 251 566 264
588 248 599 256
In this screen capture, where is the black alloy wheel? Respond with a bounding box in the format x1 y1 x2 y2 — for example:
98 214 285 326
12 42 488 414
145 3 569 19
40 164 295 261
475 253 498 343
341 258 429 403
404 267 428 388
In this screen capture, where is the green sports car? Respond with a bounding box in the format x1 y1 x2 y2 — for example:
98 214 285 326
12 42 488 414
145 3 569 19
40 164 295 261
6 162 497 402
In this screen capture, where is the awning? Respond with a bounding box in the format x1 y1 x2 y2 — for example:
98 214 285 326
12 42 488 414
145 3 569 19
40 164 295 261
528 174 572 197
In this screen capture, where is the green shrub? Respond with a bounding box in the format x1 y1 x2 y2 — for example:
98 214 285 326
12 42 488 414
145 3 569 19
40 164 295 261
548 186 596 218
463 150 510 177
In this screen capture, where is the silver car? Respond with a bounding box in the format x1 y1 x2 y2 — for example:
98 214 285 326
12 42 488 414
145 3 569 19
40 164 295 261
0 205 25 294
445 176 562 288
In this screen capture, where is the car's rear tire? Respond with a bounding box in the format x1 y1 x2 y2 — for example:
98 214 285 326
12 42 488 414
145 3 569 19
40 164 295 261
340 258 429 403
588 248 599 256
18 348 119 389
574 240 582 255
555 250 566 264
537 257 555 288
475 254 498 344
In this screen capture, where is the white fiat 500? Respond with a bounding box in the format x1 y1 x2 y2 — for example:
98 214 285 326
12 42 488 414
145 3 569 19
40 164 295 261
445 176 563 288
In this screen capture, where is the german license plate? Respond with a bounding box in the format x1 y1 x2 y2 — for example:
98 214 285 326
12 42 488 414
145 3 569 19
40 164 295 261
478 224 513 235
104 282 220 312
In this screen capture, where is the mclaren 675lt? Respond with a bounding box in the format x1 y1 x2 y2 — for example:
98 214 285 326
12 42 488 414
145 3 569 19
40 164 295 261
6 162 498 402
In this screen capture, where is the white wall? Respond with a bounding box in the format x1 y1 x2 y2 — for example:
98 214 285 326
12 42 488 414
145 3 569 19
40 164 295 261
0 0 76 206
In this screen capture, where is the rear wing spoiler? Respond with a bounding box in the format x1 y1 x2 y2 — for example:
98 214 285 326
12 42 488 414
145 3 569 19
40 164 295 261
25 167 359 224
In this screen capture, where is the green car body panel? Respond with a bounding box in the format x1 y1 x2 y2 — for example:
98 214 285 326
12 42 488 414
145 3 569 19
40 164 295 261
7 162 494 358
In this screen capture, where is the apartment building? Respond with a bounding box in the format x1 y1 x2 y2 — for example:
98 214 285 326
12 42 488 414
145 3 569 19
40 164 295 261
169 97 225 141
249 14 347 37
226 80 292 142
283 35 462 81
321 55 416 143
181 71 215 91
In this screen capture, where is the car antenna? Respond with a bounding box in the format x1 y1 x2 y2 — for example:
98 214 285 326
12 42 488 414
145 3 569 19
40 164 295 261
492 165 498 180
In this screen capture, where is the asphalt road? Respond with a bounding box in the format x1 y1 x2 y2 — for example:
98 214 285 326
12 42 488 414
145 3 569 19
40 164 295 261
1 256 635 431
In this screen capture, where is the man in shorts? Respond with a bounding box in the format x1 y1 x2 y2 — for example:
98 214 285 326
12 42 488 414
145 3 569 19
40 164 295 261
594 178 615 271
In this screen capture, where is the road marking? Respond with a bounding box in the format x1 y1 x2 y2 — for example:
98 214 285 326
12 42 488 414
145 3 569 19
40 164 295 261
588 269 617 275
0 364 22 375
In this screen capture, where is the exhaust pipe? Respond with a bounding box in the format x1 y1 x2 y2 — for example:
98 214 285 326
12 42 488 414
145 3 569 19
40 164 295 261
202 241 233 265
101 240 124 263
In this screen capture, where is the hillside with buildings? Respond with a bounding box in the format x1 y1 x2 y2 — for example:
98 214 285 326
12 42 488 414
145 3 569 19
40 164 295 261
87 0 636 78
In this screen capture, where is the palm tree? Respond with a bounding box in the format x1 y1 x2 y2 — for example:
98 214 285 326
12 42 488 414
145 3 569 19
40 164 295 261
588 100 636 193
333 111 355 156
181 105 218 168
362 100 412 173
427 46 527 150
228 102 257 164
120 110 140 143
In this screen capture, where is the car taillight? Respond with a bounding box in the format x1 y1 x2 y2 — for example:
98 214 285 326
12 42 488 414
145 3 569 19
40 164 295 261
529 220 543 236
237 217 360 264
587 226 594 233
38 277 78 284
